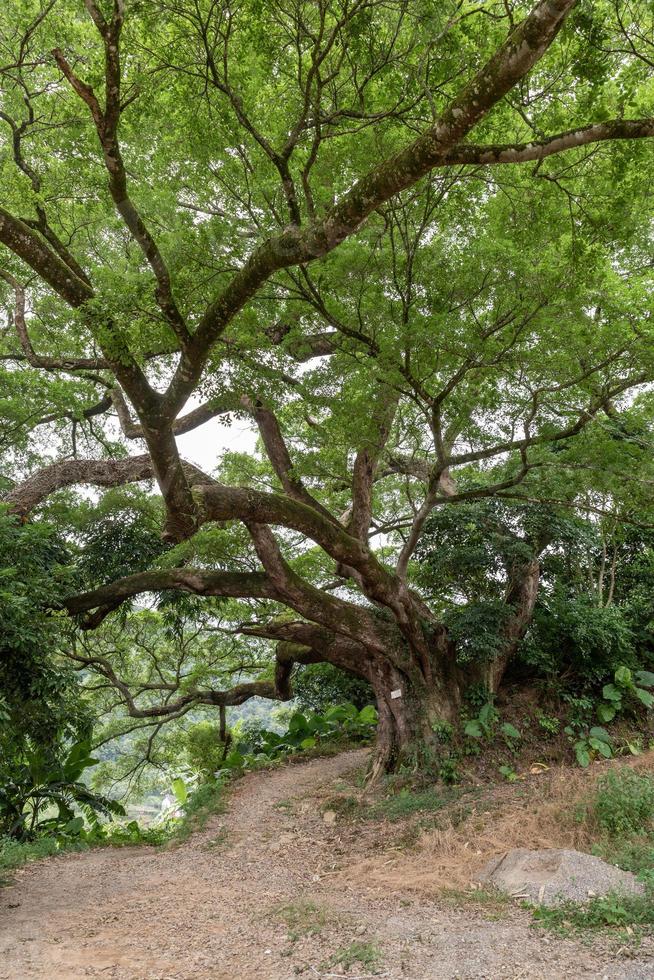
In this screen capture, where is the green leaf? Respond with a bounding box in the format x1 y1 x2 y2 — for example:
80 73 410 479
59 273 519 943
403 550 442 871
288 712 309 734
589 727 611 743
635 687 654 708
575 744 591 768
615 666 633 688
479 703 496 726
171 777 187 804
597 702 616 723
602 683 622 702
501 722 521 740
300 737 316 750
324 706 349 722
635 670 654 689
588 737 612 758
357 705 378 725
464 720 483 738
63 816 85 835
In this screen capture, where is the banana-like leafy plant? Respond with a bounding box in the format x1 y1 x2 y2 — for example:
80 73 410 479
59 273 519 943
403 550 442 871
0 740 125 840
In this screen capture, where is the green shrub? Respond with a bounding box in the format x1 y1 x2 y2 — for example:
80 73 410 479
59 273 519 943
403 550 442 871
0 511 90 763
185 722 228 780
533 891 654 933
598 666 654 722
594 837 654 883
101 821 169 847
565 724 612 767
595 768 654 836
233 703 377 766
521 594 636 686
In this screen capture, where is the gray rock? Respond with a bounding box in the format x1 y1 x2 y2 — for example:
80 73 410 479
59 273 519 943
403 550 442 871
479 847 645 906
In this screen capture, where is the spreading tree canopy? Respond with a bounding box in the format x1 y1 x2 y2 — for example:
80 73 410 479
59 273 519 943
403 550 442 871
2 0 654 773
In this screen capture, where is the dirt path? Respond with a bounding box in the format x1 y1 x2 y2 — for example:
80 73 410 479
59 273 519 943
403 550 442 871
1 749 653 980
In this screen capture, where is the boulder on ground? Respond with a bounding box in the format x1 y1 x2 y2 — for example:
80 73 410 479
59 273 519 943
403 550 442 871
479 847 645 906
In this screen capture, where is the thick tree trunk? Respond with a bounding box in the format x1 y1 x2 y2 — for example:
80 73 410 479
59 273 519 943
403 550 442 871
358 560 542 778
365 652 462 781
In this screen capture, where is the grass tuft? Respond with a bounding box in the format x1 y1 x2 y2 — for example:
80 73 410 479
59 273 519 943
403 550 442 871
273 899 329 941
324 940 383 972
369 785 457 822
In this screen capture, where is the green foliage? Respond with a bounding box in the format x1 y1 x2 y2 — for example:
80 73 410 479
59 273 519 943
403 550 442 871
537 714 561 737
594 837 654 887
594 769 654 836
463 702 497 739
174 780 226 841
75 491 168 591
438 756 461 785
561 693 595 726
324 941 382 972
416 500 543 605
533 891 654 934
498 764 519 783
184 722 228 782
0 739 125 840
369 783 456 822
0 510 87 754
564 724 612 768
0 513 116 843
464 702 521 748
445 601 513 665
0 834 86 877
3 0 654 791
96 821 169 847
521 594 636 686
171 777 188 805
528 769 654 935
598 666 654 722
0 816 165 883
231 703 378 769
292 663 373 713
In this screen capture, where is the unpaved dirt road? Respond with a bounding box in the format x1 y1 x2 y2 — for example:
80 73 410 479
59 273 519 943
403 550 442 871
1 749 653 979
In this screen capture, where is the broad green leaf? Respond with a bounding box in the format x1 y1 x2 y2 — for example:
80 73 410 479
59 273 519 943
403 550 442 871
597 703 616 723
501 722 521 740
171 778 188 804
635 688 654 708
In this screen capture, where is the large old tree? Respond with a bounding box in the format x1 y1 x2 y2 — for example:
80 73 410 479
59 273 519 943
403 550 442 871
2 0 654 772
